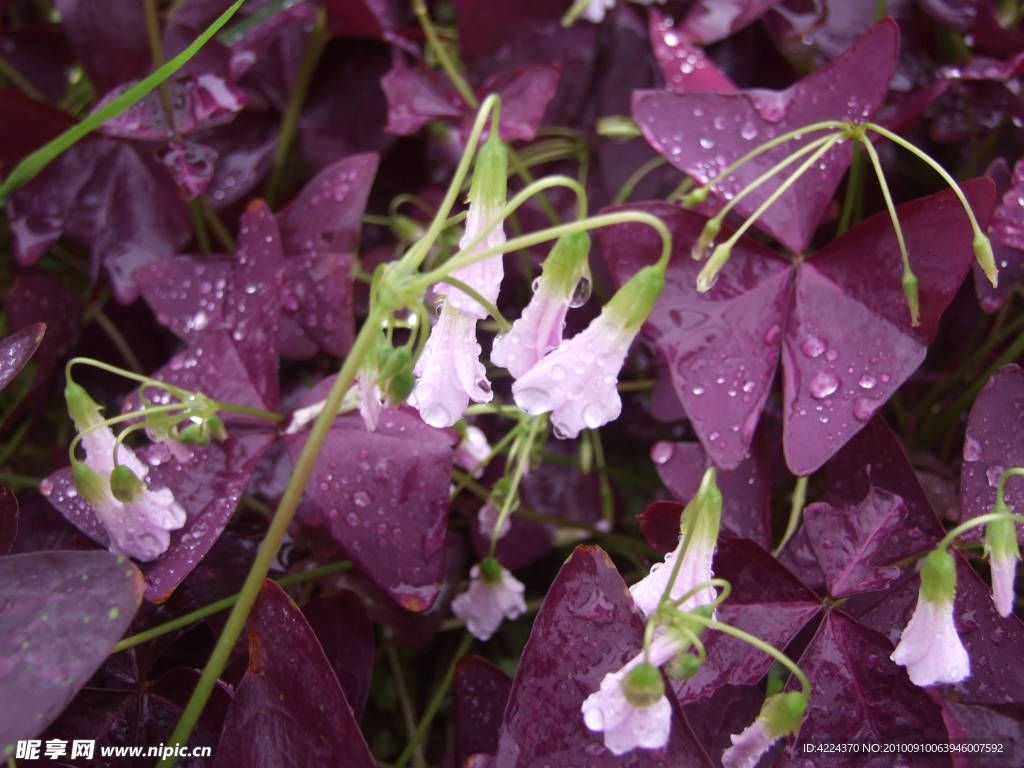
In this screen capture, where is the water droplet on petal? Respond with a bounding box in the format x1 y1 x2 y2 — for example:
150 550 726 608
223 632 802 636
987 464 1006 488
858 374 877 389
651 442 674 465
800 336 827 358
963 436 983 462
808 371 840 399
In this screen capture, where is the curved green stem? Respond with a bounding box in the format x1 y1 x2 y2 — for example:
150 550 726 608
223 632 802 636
68 403 188 464
410 0 478 109
615 156 668 206
774 476 809 556
939 511 1024 552
437 277 511 333
488 415 544 557
157 303 390 767
670 577 732 612
215 401 286 423
449 423 522 500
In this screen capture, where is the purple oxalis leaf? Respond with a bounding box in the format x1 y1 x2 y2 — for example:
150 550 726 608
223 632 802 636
778 611 948 763
285 383 455 612
450 0 570 61
988 156 1024 251
7 138 192 304
214 580 375 768
0 89 78 174
323 0 403 41
859 552 1024 706
672 539 822 704
53 0 152 94
4 275 81 389
302 591 375 722
201 112 281 208
648 9 736 94
0 551 143 753
651 433 772 549
637 500 684 556
960 364 1024 543
632 19 897 254
804 487 906 599
0 323 46 393
680 0 785 45
494 545 714 767
976 158 1024 312
920 0 979 32
454 655 513 765
600 179 995 475
0 485 16 555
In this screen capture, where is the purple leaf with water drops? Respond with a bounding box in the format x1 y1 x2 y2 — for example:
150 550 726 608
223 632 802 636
601 179 994 475
285 380 455 612
830 417 946 558
803 487 906 599
7 137 192 304
493 545 714 768
637 500 684 556
920 0 980 32
776 611 947 762
302 591 375 721
678 0 784 45
671 538 822 705
0 485 16 555
976 158 1024 313
4 275 80 389
135 255 233 343
972 0 1024 58
648 9 735 94
323 0 404 42
454 655 513 765
95 74 249 141
200 112 280 209
214 580 376 768
632 19 897 254
960 364 1024 543
53 0 152 94
0 323 46 393
939 699 1024 759
0 550 143 754
858 551 1024 706
651 433 772 549
156 139 219 200
988 156 1024 252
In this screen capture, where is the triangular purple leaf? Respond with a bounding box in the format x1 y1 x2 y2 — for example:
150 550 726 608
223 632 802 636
804 487 906 599
0 485 16 555
214 580 375 768
648 9 736 94
201 112 280 209
302 591 375 722
3 275 81 388
632 20 897 253
0 323 46 393
454 655 513 765
680 0 784 45
53 0 151 94
976 158 1024 313
672 539 822 704
494 545 714 767
0 550 143 753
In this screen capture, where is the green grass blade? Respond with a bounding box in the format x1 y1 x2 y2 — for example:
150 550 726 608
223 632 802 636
0 0 247 203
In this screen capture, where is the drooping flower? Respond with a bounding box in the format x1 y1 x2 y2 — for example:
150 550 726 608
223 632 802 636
478 502 511 540
570 0 665 24
492 232 591 379
581 633 682 755
890 549 971 687
512 265 664 438
66 383 186 562
454 425 492 478
985 514 1020 618
722 692 808 768
434 132 508 321
409 303 492 428
451 557 526 641
630 467 722 619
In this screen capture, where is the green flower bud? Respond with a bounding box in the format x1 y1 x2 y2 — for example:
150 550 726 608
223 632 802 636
479 556 504 586
680 187 710 209
621 662 665 707
696 243 732 293
902 268 920 328
177 423 211 446
691 218 721 261
65 382 104 430
595 115 642 140
974 232 998 288
72 461 110 509
760 691 808 739
668 653 703 679
605 265 666 330
110 465 144 503
920 548 958 606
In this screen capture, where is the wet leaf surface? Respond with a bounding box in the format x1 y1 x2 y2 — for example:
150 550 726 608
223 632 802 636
0 323 46 394
0 550 143 754
0 485 17 555
302 590 374 721
454 655 513 765
4 275 80 388
976 159 1024 313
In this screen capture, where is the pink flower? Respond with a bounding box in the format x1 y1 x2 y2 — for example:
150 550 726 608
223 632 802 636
477 502 511 540
454 425 491 478
511 310 636 439
410 303 492 428
629 532 718 619
435 200 506 322
581 634 681 755
990 552 1017 618
890 591 970 687
78 425 186 562
451 559 526 641
491 287 569 379
359 379 383 432
721 718 775 768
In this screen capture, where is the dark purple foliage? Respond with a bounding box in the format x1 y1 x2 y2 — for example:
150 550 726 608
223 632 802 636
977 158 1024 312
0 485 16 555
632 20 898 254
302 591 375 721
601 179 994 475
454 655 513 765
0 89 77 174
0 323 46 393
3 275 80 387
493 546 714 768
0 550 143 753
53 0 151 94
214 580 375 768
648 9 735 95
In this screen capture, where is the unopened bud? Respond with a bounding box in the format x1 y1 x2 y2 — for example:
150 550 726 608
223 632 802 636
680 187 710 209
71 461 109 508
621 661 665 707
691 218 721 261
177 423 211 446
974 232 998 288
668 653 702 679
595 115 642 140
110 465 144 503
902 268 920 328
65 382 103 430
696 243 732 293
760 691 808 738
479 556 504 586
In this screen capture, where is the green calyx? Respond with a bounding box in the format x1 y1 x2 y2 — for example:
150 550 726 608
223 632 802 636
71 461 110 509
539 231 592 300
974 232 998 288
110 465 144 503
680 467 723 546
595 115 642 140
696 243 731 293
920 548 958 605
479 556 504 586
759 691 808 739
605 265 666 330
691 218 720 260
902 269 921 328
468 132 509 217
667 653 703 679
65 381 104 430
621 661 665 707
985 514 1021 563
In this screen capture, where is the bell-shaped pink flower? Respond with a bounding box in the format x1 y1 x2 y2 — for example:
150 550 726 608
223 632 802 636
491 287 569 379
581 634 681 755
511 311 635 439
721 718 774 768
721 692 807 768
454 425 491 478
78 425 186 562
629 534 718 619
991 553 1017 618
359 379 383 432
436 205 506 321
410 303 492 428
890 591 971 687
451 558 526 641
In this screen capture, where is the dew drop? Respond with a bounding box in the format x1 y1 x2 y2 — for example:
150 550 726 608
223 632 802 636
346 512 359 526
800 336 827 358
853 398 877 422
516 387 552 413
987 464 1006 488
353 491 370 507
963 436 983 462
570 276 592 307
808 371 840 399
651 442 674 465
583 403 606 429
858 374 877 389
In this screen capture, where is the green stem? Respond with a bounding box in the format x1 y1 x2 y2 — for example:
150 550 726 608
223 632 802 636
774 476 809 556
588 429 615 528
157 304 390 767
264 7 329 208
392 632 474 768
215 401 286 423
507 148 562 226
437 277 511 332
939 509 1024 552
142 0 174 123
197 196 236 253
410 0 478 109
0 55 45 100
836 141 863 236
449 424 521 500
83 304 145 375
614 156 668 206
859 134 913 301
189 198 212 254
112 560 352 653
488 415 543 557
